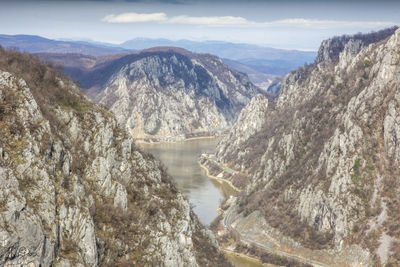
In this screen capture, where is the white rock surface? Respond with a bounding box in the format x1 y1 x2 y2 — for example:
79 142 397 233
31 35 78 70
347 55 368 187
216 27 400 265
0 60 227 266
93 48 261 141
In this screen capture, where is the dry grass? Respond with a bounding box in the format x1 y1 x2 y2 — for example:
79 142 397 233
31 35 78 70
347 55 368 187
234 243 312 267
224 28 400 256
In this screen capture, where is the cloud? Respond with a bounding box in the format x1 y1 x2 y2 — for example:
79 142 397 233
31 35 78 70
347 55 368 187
102 12 396 29
102 12 249 25
102 12 167 23
168 15 249 25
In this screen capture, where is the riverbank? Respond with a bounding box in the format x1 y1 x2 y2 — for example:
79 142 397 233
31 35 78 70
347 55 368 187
135 133 225 145
137 137 233 225
199 155 282 266
219 202 332 267
201 156 325 266
222 249 278 267
198 156 241 193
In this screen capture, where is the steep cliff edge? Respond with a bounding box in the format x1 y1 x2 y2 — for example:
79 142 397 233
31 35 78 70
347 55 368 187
212 27 400 266
39 47 262 142
93 47 261 141
0 47 230 266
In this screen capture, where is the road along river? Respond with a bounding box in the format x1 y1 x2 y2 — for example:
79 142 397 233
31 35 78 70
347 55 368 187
138 137 271 267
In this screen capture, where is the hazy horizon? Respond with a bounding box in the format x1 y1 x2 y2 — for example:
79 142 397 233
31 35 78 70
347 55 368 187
1 0 399 50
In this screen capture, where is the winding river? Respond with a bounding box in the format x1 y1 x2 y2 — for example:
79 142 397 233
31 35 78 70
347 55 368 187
138 137 236 226
138 137 272 267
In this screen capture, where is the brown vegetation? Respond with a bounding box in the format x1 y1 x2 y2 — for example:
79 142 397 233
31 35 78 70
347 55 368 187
234 243 312 267
219 28 400 259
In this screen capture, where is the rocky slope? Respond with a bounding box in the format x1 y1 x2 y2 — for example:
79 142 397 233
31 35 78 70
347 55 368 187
211 27 400 266
0 47 230 266
39 47 262 142
93 47 262 141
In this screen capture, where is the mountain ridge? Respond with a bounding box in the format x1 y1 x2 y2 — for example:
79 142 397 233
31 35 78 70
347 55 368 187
207 26 400 266
0 46 231 266
0 34 132 56
0 34 316 86
88 47 264 141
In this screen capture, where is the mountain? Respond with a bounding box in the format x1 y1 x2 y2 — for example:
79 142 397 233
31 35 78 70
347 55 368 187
38 47 263 142
0 46 230 266
121 38 316 77
0 34 131 56
221 58 281 90
121 38 316 63
203 26 400 266
232 58 307 76
0 34 314 88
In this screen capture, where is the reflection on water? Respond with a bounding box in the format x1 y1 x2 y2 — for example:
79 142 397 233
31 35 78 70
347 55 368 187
138 137 236 226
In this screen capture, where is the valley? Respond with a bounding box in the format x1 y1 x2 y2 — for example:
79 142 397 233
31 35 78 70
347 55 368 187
138 138 285 267
138 137 236 226
1 1 400 265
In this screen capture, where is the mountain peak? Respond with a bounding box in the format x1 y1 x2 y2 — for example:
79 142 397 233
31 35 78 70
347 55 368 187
140 46 194 56
315 26 398 64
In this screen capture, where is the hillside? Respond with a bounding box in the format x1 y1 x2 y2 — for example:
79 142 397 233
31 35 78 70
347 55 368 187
221 58 281 93
0 47 230 266
206 27 400 266
39 47 263 141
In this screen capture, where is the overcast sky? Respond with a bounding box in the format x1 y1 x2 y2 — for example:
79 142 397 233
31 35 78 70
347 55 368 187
1 0 399 50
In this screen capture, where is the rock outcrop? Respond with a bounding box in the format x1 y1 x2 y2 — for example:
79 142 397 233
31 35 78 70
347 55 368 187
217 94 269 169
92 47 261 141
0 47 230 266
39 47 262 142
213 27 400 266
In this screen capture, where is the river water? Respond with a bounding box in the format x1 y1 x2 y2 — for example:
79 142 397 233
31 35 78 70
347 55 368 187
138 137 267 267
138 137 236 226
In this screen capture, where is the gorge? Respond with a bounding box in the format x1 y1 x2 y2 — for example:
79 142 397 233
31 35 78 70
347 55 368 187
1 16 400 267
202 26 400 266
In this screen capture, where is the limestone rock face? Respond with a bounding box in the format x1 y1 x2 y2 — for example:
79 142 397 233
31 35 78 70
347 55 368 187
216 94 269 171
215 27 400 265
315 27 396 64
91 47 261 141
0 49 229 266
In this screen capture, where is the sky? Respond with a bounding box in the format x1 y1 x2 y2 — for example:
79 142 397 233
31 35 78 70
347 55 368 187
0 0 399 50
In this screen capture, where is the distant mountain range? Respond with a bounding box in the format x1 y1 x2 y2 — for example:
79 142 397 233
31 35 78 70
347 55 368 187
0 34 131 56
0 34 316 86
120 38 316 76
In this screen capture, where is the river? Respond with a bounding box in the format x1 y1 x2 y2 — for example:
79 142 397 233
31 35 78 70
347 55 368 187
138 137 271 267
138 137 236 225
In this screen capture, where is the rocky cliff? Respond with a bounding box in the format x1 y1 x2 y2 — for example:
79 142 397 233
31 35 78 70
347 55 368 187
92 47 261 141
0 47 230 266
213 27 400 266
39 47 262 142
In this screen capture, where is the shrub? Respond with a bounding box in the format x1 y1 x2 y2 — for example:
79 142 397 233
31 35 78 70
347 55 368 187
353 158 361 171
364 59 371 67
